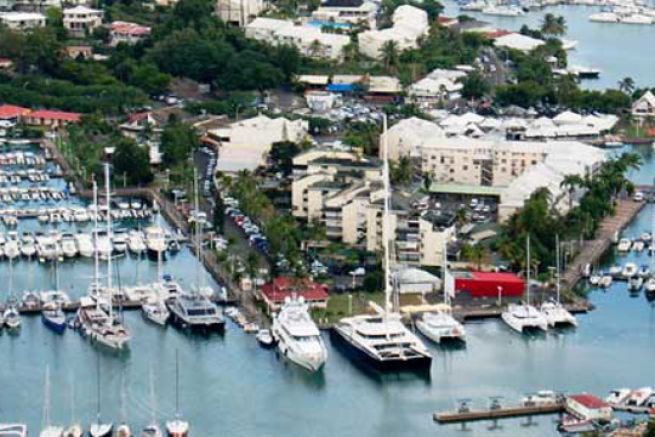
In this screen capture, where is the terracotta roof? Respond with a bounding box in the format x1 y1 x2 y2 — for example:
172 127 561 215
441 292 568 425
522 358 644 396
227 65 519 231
569 394 609 409
261 276 329 303
0 105 29 119
485 29 512 39
111 20 151 36
28 110 81 122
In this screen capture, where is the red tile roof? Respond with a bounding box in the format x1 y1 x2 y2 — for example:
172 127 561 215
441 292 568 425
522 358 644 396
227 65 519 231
486 29 513 39
0 105 29 119
111 21 151 36
569 394 609 409
28 110 81 122
261 276 329 303
437 16 456 23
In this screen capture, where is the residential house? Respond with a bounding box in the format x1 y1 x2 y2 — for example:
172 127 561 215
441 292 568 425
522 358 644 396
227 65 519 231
632 90 655 119
215 0 266 27
493 32 544 52
311 0 378 29
63 6 103 37
260 276 329 311
0 105 29 122
23 110 81 129
110 21 151 46
209 114 308 174
565 394 613 421
64 45 93 59
407 69 468 105
0 12 45 30
357 5 428 59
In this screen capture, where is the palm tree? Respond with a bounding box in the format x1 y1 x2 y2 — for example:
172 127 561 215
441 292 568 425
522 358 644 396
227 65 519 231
540 13 567 36
618 77 636 95
560 174 586 209
341 41 359 63
380 40 399 71
308 40 324 58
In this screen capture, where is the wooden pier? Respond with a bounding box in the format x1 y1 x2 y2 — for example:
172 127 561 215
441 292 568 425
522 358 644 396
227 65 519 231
562 199 646 289
434 403 565 423
454 302 592 321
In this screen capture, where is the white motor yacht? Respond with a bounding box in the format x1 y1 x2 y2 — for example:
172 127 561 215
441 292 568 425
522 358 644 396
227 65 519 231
144 225 167 259
167 292 224 333
606 388 631 405
629 276 644 291
588 274 601 286
40 290 71 307
93 230 113 261
622 262 638 279
127 230 146 255
74 232 94 258
271 296 327 372
4 237 19 260
416 305 466 343
142 297 170 327
112 230 128 253
3 303 21 330
20 232 36 258
36 236 59 262
0 424 27 437
60 233 78 258
632 240 645 252
601 274 613 287
646 277 655 293
617 238 632 252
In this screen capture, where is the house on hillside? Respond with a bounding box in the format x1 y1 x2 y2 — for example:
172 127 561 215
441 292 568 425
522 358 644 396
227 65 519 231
632 90 655 119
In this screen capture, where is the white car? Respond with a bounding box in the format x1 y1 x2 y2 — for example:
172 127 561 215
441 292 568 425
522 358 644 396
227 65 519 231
633 191 645 202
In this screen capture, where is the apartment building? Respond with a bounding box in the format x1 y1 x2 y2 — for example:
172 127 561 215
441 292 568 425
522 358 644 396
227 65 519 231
245 17 350 60
63 6 103 37
357 5 428 59
0 12 45 29
311 0 378 29
215 0 266 27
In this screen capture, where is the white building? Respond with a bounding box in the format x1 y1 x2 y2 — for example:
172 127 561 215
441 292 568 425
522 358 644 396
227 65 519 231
109 21 151 46
215 0 266 27
311 0 378 29
63 6 103 37
245 17 350 60
632 90 655 119
493 32 544 52
358 5 428 59
305 91 340 112
0 12 45 29
379 117 444 160
408 69 468 105
209 114 309 174
565 394 612 421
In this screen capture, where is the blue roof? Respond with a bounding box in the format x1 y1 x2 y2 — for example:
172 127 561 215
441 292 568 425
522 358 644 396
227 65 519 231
327 83 355 92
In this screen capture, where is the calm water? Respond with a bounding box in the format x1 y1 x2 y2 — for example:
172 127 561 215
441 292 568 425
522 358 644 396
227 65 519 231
2 146 655 436
441 1 655 90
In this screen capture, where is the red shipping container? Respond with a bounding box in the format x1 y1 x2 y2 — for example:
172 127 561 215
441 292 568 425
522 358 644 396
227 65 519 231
453 271 524 298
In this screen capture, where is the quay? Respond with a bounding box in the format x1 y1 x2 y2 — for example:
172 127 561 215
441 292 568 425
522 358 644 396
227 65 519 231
561 198 646 289
454 301 592 321
433 403 565 424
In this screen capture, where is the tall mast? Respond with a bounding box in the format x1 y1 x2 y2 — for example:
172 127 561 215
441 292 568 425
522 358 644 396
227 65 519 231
156 212 162 283
193 168 200 294
382 113 392 316
93 179 100 301
526 235 531 306
42 365 51 428
105 163 113 320
443 238 449 306
149 366 157 425
96 353 101 425
175 349 180 419
555 234 560 304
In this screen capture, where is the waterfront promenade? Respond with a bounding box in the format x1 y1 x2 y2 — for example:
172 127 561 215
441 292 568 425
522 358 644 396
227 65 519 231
561 198 645 289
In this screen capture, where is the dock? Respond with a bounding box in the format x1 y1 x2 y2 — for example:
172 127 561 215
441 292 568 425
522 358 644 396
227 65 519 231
454 302 592 321
434 403 565 423
562 199 645 289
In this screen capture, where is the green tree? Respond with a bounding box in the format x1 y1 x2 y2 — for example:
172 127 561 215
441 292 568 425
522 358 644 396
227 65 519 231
390 155 413 185
380 40 399 71
270 141 301 176
618 76 635 95
540 13 567 36
111 138 153 186
160 122 199 167
461 71 490 100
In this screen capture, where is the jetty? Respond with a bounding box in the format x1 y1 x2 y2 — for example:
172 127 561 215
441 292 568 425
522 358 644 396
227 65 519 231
434 402 565 424
562 198 645 289
454 301 591 321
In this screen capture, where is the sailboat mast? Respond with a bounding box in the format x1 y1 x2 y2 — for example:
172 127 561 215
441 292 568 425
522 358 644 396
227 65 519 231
526 235 531 305
443 238 449 306
43 365 51 428
193 168 200 294
175 349 180 419
556 234 561 303
93 179 100 301
382 113 392 316
156 212 162 283
96 353 101 424
105 163 113 320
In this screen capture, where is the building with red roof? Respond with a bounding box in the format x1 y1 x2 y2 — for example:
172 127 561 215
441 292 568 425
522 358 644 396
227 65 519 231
110 21 151 46
566 394 612 421
23 109 81 129
453 271 524 299
0 58 13 69
0 105 29 121
260 276 329 311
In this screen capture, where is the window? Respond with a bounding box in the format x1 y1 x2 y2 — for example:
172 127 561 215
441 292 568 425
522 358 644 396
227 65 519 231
463 165 468 171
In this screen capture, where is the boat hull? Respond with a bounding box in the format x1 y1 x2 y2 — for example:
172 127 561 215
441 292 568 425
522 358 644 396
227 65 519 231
168 309 225 334
42 314 66 334
329 329 432 372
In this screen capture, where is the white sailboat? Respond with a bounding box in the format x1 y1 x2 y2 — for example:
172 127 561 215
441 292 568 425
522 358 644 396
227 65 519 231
40 366 64 437
416 241 466 343
4 256 21 331
540 235 577 328
142 224 169 327
63 376 83 437
165 352 189 437
332 114 432 371
142 368 163 437
501 235 549 333
272 296 328 372
116 373 132 437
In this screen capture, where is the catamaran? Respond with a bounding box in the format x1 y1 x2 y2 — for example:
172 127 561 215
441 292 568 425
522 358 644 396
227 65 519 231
416 241 466 343
540 235 577 328
502 236 549 333
272 296 327 372
332 114 431 371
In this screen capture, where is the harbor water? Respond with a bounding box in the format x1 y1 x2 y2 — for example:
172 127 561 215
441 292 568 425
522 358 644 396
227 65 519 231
441 1 655 90
1 143 655 437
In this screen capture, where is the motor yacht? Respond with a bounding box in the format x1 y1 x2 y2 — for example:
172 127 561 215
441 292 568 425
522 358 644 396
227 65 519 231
0 424 27 437
256 329 275 348
416 304 466 343
271 297 327 372
606 388 631 405
93 230 113 261
3 302 21 330
632 240 645 252
144 225 167 259
588 274 601 286
74 232 94 258
617 238 632 252
622 262 638 279
20 232 36 258
36 235 59 262
113 229 128 253
629 276 644 292
41 301 66 334
4 236 19 260
127 230 146 255
142 297 170 327
167 292 224 333
60 233 78 258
